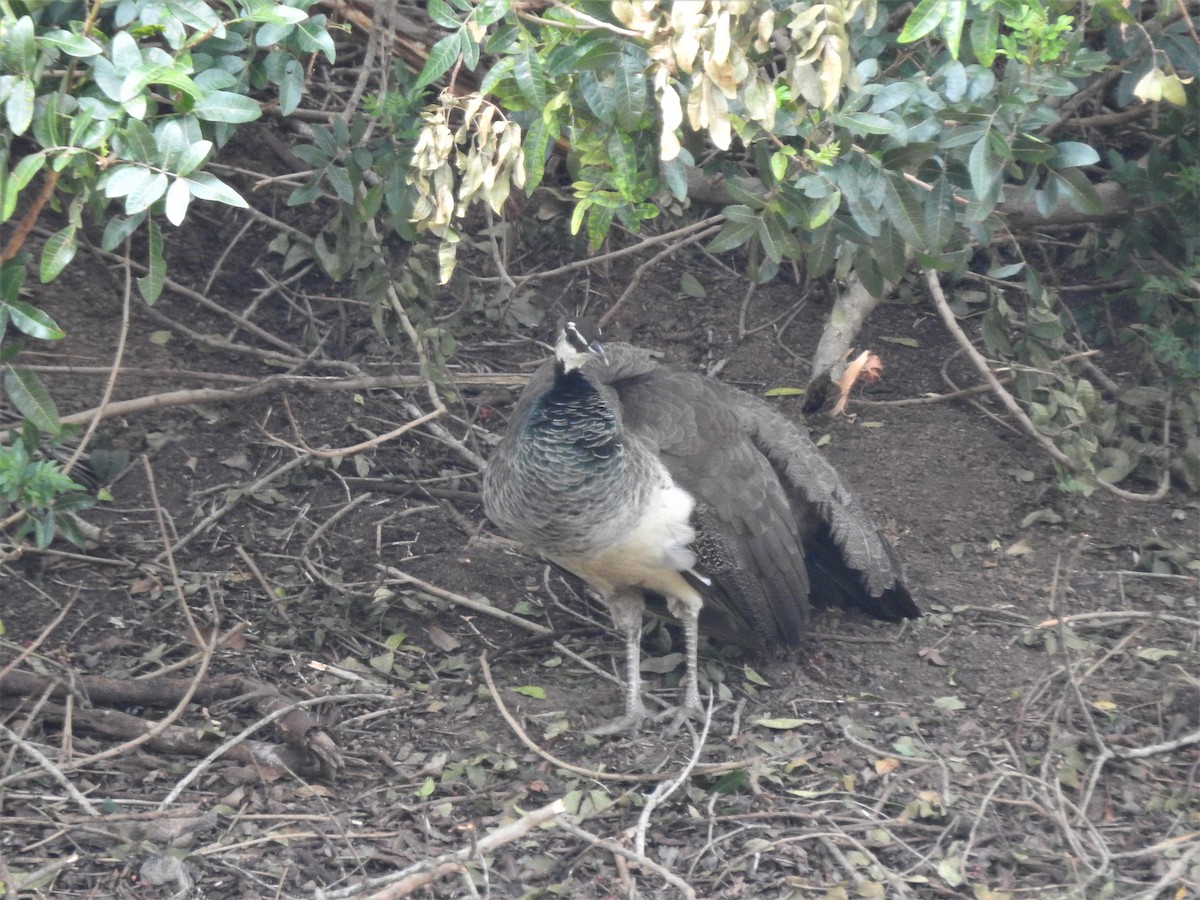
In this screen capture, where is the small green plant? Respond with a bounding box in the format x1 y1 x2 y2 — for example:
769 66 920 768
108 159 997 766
0 424 93 548
997 0 1076 65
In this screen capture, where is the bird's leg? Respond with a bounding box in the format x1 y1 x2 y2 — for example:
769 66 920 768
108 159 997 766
681 602 700 715
588 592 649 735
667 594 704 715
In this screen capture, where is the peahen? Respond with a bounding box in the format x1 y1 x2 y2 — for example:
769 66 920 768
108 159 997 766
482 322 918 733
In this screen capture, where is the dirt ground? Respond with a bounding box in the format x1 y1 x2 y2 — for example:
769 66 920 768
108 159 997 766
2 123 1198 898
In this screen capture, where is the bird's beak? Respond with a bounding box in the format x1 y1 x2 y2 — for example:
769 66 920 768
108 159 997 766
589 340 608 364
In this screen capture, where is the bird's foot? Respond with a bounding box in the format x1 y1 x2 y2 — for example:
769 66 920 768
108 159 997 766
587 710 648 736
652 702 705 732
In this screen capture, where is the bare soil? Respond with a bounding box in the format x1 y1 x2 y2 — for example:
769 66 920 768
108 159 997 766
2 125 1197 899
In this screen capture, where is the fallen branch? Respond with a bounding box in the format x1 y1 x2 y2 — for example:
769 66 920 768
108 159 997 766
557 819 698 899
2 702 323 775
0 372 521 445
0 669 345 778
313 797 567 899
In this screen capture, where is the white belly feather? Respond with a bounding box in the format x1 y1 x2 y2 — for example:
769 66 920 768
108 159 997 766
552 473 700 599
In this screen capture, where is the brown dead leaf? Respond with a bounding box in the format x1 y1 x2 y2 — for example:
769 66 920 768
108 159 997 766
81 634 129 654
426 624 461 652
295 784 334 798
220 451 252 471
222 765 285 785
875 757 900 775
919 646 949 666
186 625 247 651
129 576 162 596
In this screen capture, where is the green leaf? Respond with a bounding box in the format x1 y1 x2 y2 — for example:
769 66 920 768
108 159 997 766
987 262 1024 279
522 114 550 193
707 216 755 254
966 133 1003 205
753 717 819 730
606 131 636 195
585 203 614 250
678 272 706 298
808 223 838 277
192 91 261 123
934 695 966 711
412 32 461 94
243 2 308 25
611 48 650 130
295 15 336 62
514 47 547 109
164 177 191 225
175 139 213 178
940 0 967 59
7 16 37 72
5 300 65 341
512 685 546 699
278 58 303 116
5 78 36 135
138 218 165 304
757 210 795 264
39 226 77 282
116 119 158 164
843 184 882 237
155 119 189 172
881 176 926 248
924 176 956 251
4 367 60 431
743 664 770 686
898 0 946 43
1052 168 1104 216
5 153 46 209
1050 141 1100 169
37 30 103 58
426 0 460 29
874 224 907 282
459 26 480 71
124 171 168 214
474 0 509 27
110 30 143 73
808 190 841 230
857 251 884 297
164 0 225 33
970 10 1000 67
835 112 895 135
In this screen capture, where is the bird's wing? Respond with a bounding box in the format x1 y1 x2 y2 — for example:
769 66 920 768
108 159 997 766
594 345 812 647
718 384 918 622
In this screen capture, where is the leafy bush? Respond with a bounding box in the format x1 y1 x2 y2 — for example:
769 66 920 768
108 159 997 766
0 0 334 544
350 0 1194 495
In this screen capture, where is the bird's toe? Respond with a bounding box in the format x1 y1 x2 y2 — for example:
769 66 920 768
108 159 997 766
587 711 649 736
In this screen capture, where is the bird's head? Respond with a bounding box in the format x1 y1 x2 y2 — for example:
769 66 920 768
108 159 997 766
555 319 606 373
